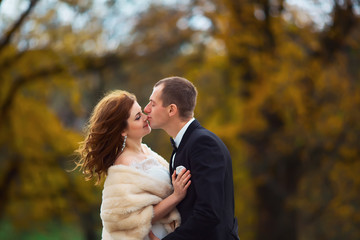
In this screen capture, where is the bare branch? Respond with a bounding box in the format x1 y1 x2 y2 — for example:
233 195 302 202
0 50 27 84
0 0 40 53
0 65 65 126
0 154 21 219
318 0 356 60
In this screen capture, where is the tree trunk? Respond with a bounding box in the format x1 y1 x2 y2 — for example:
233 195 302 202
255 156 301 240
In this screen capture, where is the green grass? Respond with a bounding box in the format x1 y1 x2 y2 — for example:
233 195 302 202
0 220 87 240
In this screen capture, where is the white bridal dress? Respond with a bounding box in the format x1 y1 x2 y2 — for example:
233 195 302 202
130 157 171 240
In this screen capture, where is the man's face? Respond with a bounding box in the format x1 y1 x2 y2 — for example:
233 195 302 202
144 84 169 129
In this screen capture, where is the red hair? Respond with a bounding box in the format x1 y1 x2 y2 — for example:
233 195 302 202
75 90 136 184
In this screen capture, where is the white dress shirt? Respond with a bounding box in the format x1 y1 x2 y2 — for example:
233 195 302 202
171 118 195 169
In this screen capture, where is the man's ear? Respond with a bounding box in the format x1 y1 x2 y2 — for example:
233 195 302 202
168 104 178 117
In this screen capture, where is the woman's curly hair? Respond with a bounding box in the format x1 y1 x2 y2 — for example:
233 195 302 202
75 90 136 184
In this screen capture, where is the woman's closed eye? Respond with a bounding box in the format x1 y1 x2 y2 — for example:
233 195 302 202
135 113 141 120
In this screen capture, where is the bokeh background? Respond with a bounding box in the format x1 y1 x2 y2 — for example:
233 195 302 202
1 0 360 239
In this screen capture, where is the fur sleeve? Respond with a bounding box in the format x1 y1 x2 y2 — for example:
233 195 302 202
100 164 180 240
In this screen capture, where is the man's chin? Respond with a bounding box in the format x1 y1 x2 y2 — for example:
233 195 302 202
148 123 159 129
149 125 158 129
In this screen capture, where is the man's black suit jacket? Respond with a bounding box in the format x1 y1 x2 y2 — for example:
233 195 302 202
163 120 239 240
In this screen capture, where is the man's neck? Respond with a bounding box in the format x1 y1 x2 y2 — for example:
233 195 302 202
166 118 193 138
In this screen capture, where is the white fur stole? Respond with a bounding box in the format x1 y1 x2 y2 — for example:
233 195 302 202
101 164 180 240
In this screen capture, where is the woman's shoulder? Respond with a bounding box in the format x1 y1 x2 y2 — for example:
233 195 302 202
113 151 139 166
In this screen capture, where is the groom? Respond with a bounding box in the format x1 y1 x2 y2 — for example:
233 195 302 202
144 76 239 240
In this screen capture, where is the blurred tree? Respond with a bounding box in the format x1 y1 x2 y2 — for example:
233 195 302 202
1 0 360 240
206 0 360 239
0 0 108 238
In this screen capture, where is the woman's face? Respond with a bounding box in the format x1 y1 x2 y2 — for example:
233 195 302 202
124 101 151 139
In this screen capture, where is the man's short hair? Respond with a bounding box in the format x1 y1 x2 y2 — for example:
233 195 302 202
155 76 197 119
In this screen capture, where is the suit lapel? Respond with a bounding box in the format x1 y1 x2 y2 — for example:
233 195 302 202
177 119 201 152
169 119 201 176
169 150 175 175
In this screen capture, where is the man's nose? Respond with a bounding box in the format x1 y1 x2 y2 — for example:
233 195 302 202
144 103 150 113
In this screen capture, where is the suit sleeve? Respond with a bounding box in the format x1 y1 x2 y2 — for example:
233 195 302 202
163 135 226 240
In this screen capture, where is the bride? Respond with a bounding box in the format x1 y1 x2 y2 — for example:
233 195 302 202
75 90 191 240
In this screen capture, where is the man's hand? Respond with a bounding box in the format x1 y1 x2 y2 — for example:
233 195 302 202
148 231 161 240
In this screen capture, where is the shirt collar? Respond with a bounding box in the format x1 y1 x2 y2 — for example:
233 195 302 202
173 118 195 148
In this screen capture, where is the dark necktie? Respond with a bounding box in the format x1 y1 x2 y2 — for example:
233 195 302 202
170 137 178 152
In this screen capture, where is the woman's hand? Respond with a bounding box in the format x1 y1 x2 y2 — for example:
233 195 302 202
148 231 160 240
151 168 191 223
171 168 191 201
